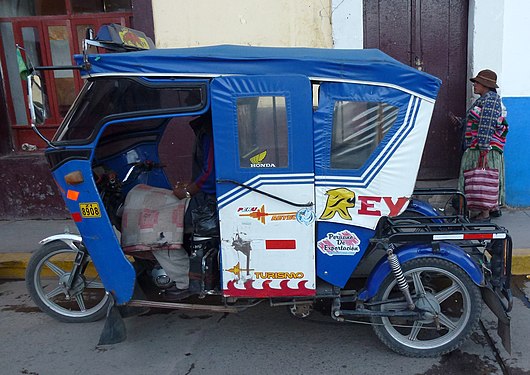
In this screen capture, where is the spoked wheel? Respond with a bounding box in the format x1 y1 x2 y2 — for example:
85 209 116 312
25 241 110 323
371 258 482 357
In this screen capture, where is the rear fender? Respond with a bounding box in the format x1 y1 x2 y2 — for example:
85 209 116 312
358 242 483 301
406 198 443 223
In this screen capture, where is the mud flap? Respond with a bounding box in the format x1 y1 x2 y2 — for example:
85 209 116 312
98 295 127 345
481 286 511 354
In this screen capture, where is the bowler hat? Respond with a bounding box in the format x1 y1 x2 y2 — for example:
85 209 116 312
470 69 499 89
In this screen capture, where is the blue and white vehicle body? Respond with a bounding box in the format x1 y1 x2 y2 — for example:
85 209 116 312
26 35 512 355
59 45 442 301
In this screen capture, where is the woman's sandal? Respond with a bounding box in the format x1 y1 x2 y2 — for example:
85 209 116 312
490 209 502 218
471 215 491 223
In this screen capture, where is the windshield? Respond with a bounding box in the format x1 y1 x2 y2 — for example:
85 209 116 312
53 77 207 143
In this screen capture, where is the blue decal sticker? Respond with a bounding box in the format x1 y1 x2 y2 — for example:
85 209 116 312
296 208 315 225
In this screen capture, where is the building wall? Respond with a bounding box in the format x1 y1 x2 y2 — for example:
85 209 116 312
500 0 530 206
152 0 333 48
468 0 504 91
471 0 530 206
331 0 363 49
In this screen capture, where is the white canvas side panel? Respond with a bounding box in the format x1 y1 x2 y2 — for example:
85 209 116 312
315 99 436 230
219 180 316 297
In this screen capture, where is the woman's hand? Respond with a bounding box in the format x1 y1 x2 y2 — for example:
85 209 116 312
448 111 462 127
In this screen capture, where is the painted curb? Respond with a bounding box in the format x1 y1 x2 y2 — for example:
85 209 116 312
2 251 530 280
512 249 530 275
0 253 31 280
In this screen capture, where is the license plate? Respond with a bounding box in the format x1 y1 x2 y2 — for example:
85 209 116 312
79 202 102 218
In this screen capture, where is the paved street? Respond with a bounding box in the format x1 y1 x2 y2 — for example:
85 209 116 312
1 211 529 374
1 278 530 375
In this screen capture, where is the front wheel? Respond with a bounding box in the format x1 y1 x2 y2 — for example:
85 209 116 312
371 257 482 357
25 241 110 323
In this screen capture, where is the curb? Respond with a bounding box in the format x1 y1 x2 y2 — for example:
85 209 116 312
2 251 530 280
512 249 530 275
0 253 31 280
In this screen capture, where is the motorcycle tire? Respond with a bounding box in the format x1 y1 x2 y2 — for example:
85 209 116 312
371 257 482 357
25 240 110 323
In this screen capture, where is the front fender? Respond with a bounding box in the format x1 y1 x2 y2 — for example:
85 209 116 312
358 242 484 301
52 159 136 304
39 234 83 249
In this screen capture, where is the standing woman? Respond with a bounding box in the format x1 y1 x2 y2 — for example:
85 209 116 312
453 69 508 222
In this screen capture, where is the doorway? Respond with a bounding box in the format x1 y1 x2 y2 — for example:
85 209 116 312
364 0 469 179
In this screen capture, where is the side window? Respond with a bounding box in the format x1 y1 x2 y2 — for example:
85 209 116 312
54 78 207 142
237 96 288 168
331 101 399 169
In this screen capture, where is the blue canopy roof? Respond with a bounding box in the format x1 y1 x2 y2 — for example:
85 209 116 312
76 45 441 99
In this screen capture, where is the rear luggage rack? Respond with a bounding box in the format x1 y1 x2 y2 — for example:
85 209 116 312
384 216 508 242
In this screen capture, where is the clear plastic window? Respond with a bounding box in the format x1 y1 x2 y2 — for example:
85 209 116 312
237 96 288 169
331 101 398 169
54 78 206 142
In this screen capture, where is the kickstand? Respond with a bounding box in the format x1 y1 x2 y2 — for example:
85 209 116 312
98 294 127 345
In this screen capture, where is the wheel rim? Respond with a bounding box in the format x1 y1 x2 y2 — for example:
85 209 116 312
32 248 109 318
379 266 472 350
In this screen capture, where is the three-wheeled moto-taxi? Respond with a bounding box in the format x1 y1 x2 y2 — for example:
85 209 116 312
24 25 512 357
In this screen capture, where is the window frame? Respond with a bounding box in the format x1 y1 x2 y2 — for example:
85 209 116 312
236 95 290 169
330 100 400 170
53 77 209 145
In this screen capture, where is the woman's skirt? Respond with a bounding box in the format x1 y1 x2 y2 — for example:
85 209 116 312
458 148 505 208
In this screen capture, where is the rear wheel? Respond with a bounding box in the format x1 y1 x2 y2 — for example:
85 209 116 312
371 258 482 357
25 241 110 323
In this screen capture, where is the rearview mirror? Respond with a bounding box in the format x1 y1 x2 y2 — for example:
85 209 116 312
27 73 48 126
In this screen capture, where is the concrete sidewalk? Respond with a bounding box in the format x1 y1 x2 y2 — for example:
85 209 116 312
1 208 530 279
0 219 75 279
493 208 530 274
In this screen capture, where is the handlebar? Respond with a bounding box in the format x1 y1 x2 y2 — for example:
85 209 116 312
122 161 165 185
